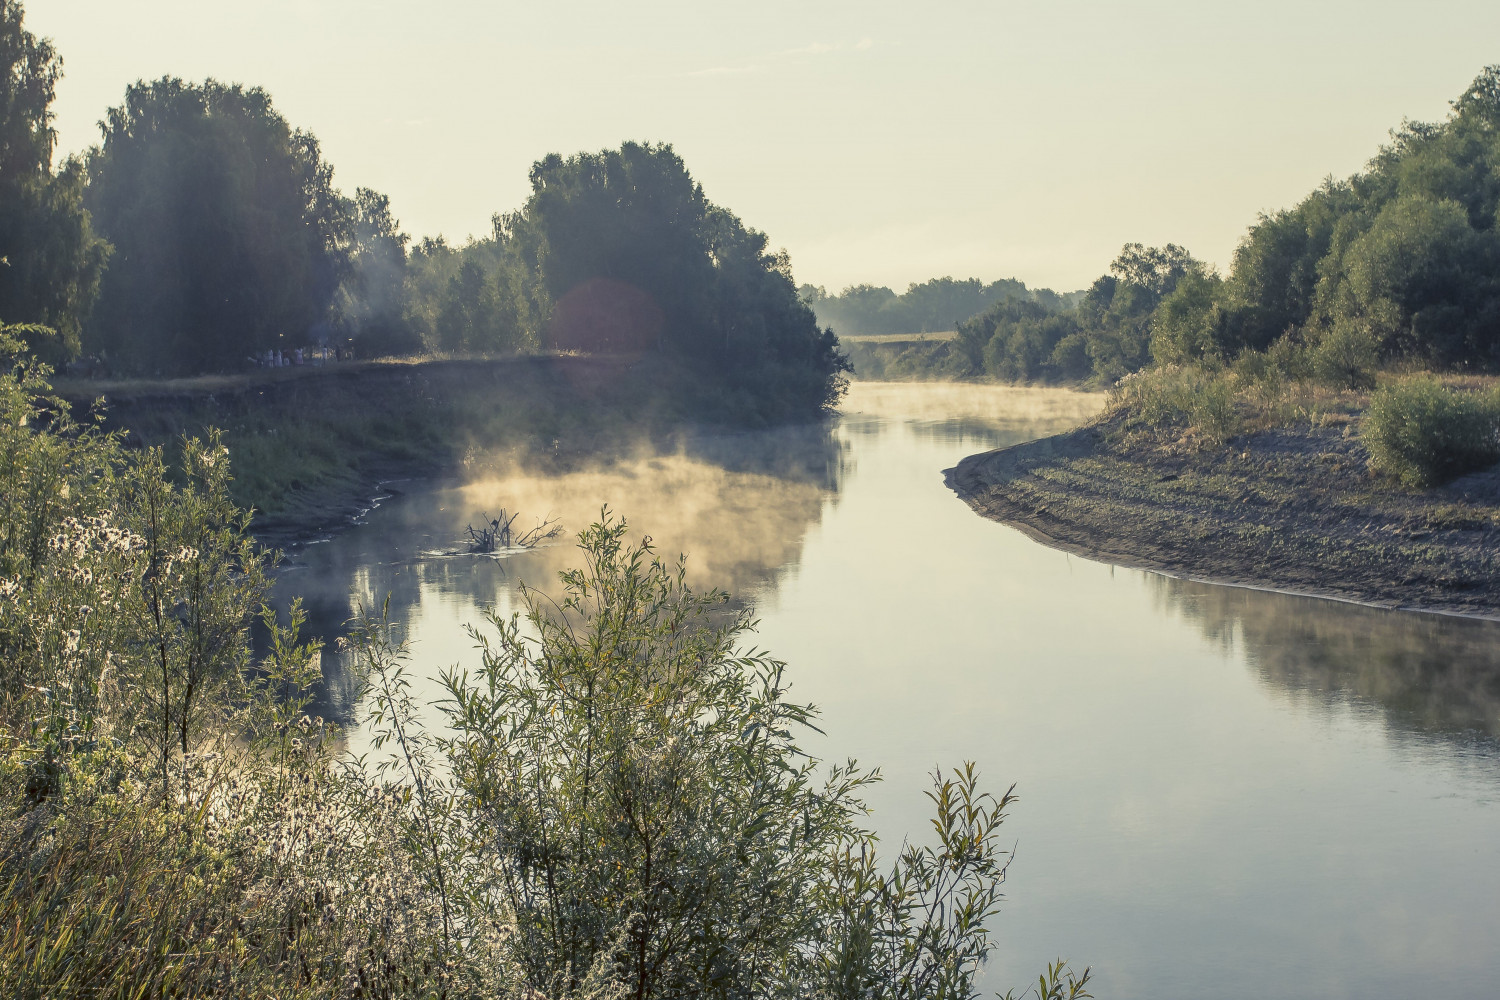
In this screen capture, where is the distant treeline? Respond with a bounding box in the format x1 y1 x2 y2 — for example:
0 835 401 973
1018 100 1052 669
872 66 1500 386
951 242 1201 383
0 1 845 419
799 277 1082 338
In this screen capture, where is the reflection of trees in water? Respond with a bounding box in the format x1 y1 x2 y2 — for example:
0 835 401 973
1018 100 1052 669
839 383 1102 453
1152 576 1500 740
272 420 846 724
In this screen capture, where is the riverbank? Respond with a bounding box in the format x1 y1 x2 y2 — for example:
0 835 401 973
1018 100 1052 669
945 408 1500 618
53 355 754 551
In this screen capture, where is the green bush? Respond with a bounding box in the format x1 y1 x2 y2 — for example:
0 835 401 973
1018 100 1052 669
1310 321 1379 390
0 332 1092 999
1363 377 1500 486
1110 363 1240 445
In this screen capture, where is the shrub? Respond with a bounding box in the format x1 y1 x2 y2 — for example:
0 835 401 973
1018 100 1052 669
0 328 1092 999
1110 363 1240 445
409 513 1092 1000
1363 377 1500 486
1310 321 1379 390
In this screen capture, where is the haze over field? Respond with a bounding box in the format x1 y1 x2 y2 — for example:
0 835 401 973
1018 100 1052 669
28 0 1500 291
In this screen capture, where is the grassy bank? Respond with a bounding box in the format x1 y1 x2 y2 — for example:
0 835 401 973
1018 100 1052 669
54 354 792 547
947 372 1500 618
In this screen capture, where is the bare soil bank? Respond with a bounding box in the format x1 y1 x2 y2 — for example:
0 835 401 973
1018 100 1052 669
54 355 708 550
945 413 1500 618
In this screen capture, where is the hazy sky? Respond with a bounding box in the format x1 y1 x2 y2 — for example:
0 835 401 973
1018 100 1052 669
26 0 1500 293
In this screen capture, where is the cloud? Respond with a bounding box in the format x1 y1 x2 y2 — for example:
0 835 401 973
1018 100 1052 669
855 37 874 51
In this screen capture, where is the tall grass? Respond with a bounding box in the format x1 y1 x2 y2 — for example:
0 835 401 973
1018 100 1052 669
1109 364 1241 445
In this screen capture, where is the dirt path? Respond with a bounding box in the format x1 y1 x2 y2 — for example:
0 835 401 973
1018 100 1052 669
945 416 1500 619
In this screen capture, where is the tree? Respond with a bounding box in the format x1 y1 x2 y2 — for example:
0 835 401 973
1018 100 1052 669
0 0 108 363
331 187 420 356
1150 268 1226 364
404 227 539 357
805 277 1055 339
515 142 849 417
1336 195 1496 361
82 78 352 374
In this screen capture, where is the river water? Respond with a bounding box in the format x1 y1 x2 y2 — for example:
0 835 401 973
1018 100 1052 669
277 382 1500 999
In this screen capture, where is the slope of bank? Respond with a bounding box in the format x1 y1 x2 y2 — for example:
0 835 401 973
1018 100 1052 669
945 413 1500 618
53 355 749 550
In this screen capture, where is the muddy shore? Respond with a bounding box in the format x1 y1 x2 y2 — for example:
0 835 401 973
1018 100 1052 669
945 414 1500 619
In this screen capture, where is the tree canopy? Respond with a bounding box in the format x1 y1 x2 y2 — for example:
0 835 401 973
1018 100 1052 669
81 78 358 374
514 142 849 416
1164 66 1500 369
0 0 107 363
941 67 1500 387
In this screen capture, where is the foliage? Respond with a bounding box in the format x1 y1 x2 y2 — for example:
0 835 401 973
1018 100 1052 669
950 244 1199 385
511 143 850 418
1308 320 1380 390
406 512 1090 1000
83 78 339 373
839 338 972 381
1149 268 1227 365
948 64 1500 395
800 277 1077 339
1363 377 1500 486
81 77 408 373
331 188 421 357
403 229 542 357
0 0 109 363
1109 363 1240 446
1170 66 1500 369
0 333 463 997
0 339 1087 998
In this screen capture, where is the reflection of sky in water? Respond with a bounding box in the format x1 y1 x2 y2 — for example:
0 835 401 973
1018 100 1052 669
273 382 1500 999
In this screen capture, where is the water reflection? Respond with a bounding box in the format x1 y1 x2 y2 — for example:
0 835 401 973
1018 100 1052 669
1154 576 1500 741
272 421 847 722
843 382 1105 451
261 381 1500 998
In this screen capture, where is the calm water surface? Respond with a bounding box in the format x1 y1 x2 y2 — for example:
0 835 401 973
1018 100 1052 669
277 382 1500 999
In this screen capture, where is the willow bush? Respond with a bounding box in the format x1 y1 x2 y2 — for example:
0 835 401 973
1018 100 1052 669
0 327 1089 999
1363 377 1500 487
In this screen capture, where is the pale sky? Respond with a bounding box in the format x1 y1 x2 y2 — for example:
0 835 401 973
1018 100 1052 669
25 0 1500 293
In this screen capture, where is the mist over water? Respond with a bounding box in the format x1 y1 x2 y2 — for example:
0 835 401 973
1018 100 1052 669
277 382 1500 999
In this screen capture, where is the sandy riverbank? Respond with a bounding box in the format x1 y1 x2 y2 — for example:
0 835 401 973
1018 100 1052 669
945 412 1500 619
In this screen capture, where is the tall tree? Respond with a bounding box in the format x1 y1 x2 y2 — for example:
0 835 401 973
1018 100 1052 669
83 78 352 374
517 142 849 415
0 0 108 362
331 187 420 356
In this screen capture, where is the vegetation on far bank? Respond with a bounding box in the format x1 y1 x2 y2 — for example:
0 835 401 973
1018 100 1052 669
845 67 1500 406
799 278 1082 340
0 0 845 421
50 352 837 536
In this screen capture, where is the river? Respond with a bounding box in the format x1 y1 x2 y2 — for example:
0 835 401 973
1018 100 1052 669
275 381 1500 999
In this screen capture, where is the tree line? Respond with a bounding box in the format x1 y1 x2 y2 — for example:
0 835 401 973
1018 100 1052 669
0 0 846 417
800 277 1082 339
869 66 1500 387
